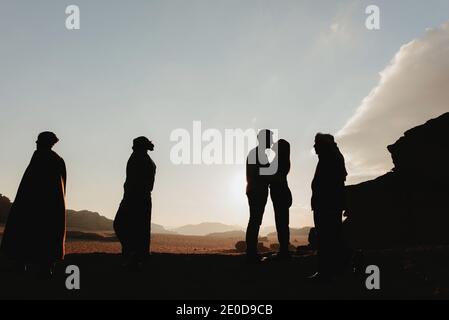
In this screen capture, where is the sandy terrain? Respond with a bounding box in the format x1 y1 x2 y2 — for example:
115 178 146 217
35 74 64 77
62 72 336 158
65 233 309 254
1 223 308 255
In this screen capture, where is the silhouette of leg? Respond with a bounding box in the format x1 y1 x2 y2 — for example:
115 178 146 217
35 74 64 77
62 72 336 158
330 211 343 273
274 205 290 254
314 210 342 277
245 188 268 259
314 212 327 276
246 205 264 256
146 198 152 255
138 197 152 261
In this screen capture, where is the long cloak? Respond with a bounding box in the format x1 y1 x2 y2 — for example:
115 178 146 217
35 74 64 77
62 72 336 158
0 149 66 263
114 151 156 256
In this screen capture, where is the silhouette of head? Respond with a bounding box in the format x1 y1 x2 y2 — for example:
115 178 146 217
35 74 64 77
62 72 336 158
133 136 154 152
257 129 273 150
314 133 337 155
274 139 290 158
36 131 59 150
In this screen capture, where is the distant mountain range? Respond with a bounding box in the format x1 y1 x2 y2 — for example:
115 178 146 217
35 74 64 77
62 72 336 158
169 222 243 236
1 195 247 236
267 227 311 238
1 193 307 237
66 210 113 231
1 198 243 236
0 195 174 235
66 210 176 234
206 230 246 238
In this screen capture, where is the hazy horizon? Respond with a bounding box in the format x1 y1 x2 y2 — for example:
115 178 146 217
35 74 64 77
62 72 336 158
1 1 449 229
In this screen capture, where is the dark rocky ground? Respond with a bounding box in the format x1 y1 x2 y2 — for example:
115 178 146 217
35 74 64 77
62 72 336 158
1 246 449 300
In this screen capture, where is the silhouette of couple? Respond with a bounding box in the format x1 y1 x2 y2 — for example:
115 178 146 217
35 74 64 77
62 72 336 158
245 130 292 262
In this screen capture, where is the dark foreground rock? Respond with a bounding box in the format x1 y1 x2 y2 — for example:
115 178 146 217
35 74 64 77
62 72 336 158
1 246 449 299
344 112 449 249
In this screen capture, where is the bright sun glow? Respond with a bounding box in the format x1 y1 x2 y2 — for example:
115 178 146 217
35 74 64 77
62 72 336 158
229 169 247 205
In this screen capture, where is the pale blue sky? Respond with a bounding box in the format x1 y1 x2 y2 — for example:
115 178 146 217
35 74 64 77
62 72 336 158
1 0 448 228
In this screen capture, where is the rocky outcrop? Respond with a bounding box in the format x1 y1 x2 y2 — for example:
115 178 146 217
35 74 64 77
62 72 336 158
0 194 12 224
344 112 449 249
234 241 270 253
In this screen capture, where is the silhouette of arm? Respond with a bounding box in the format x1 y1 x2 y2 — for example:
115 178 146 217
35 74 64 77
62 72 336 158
148 158 156 192
61 159 67 196
246 149 258 186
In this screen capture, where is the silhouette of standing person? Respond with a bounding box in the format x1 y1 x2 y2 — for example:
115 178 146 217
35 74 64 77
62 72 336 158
310 133 347 281
269 139 292 260
1 132 67 278
114 136 156 270
245 129 273 262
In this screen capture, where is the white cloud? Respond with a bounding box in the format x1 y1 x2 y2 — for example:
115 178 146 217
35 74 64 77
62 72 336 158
337 22 449 183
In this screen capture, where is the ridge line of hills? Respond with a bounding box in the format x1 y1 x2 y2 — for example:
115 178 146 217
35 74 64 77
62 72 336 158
0 197 297 237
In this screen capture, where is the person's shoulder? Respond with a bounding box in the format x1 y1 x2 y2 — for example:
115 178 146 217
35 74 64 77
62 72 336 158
133 152 153 165
148 155 156 170
147 153 155 162
247 147 258 158
145 153 155 164
246 147 258 165
51 151 65 164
